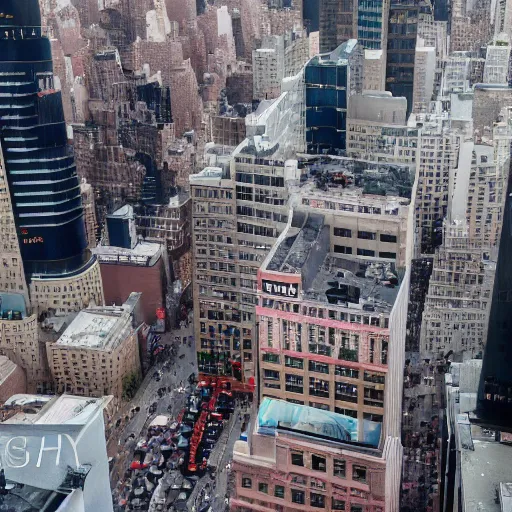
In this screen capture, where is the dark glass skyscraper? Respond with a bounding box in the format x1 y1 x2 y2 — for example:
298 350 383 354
386 0 432 115
0 0 90 277
305 41 362 154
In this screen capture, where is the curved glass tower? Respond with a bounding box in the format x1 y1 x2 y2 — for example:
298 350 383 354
0 0 90 277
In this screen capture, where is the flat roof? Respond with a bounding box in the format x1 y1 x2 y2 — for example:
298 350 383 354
94 241 161 265
2 394 110 425
265 210 402 312
296 156 415 200
0 292 27 318
304 255 401 312
55 304 133 351
460 421 512 512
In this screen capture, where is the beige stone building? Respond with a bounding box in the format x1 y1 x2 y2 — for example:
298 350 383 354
47 294 142 398
0 309 47 392
81 180 98 250
0 148 30 305
29 260 104 316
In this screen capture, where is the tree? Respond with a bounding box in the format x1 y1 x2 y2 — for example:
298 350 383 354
122 372 141 401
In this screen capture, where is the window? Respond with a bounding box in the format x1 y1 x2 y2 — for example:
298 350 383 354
285 356 304 369
379 251 396 259
291 474 307 485
334 245 353 254
242 477 252 488
380 233 397 243
334 459 346 478
309 360 329 374
258 482 268 494
334 227 352 238
335 381 358 402
309 377 329 398
291 489 305 504
263 369 280 381
291 451 304 466
335 406 357 417
335 366 359 379
351 506 363 512
274 485 285 499
357 231 376 240
262 353 280 364
352 465 367 483
332 497 346 510
357 248 375 257
311 492 326 508
286 374 304 394
310 401 330 410
311 454 326 472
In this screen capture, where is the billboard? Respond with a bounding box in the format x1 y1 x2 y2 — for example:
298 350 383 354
257 398 381 447
0 400 113 512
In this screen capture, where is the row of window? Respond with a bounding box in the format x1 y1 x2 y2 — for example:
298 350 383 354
193 188 232 199
235 172 285 187
240 477 365 510
334 245 397 259
334 228 397 243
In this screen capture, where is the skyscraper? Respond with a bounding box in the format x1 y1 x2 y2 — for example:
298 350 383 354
0 0 89 275
386 0 433 114
0 0 103 333
305 40 363 154
0 0 91 278
319 0 357 53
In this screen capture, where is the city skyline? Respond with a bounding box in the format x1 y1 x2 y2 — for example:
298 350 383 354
0 0 510 511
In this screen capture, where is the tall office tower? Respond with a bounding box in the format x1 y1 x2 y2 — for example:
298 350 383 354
357 0 390 51
483 34 511 84
478 106 512 423
386 0 433 115
412 44 436 113
441 53 472 95
410 105 460 255
450 0 493 52
319 0 357 53
304 0 320 33
0 0 103 314
231 158 413 512
253 36 285 101
191 75 304 387
305 40 363 154
346 92 419 168
419 116 510 358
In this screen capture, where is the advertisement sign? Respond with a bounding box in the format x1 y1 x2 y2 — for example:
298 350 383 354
257 398 381 447
262 279 299 298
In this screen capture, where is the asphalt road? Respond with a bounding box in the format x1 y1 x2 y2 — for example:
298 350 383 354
110 324 196 488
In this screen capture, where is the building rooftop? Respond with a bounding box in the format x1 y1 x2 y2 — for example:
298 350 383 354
457 416 512 512
54 297 139 351
93 241 162 266
304 255 402 312
0 291 27 319
296 155 415 200
265 210 402 312
2 393 110 425
309 39 359 66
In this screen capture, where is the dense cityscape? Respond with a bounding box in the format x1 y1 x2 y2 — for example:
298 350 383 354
0 0 509 511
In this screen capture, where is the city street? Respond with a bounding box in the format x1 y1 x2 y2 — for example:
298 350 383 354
109 324 196 488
